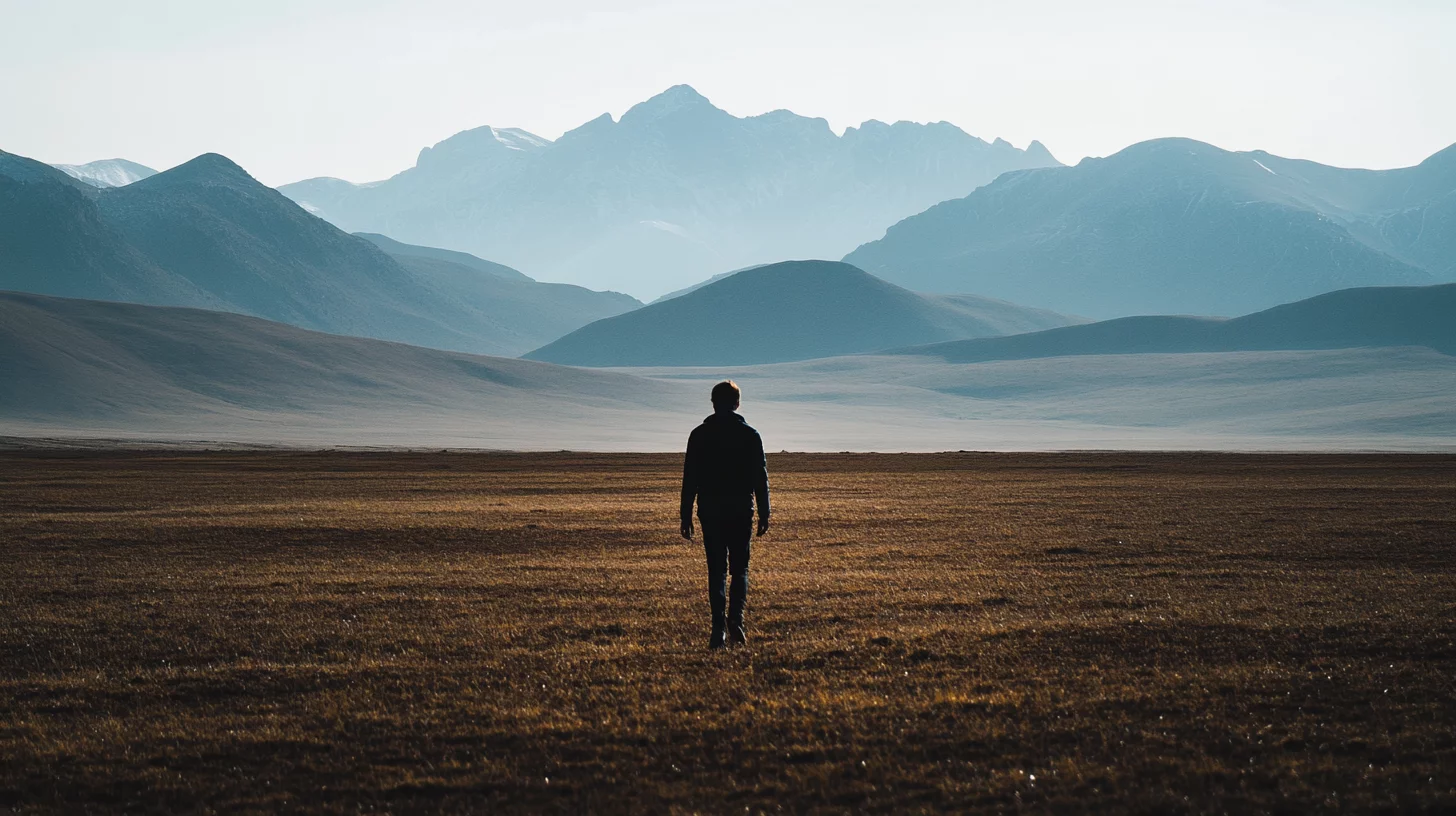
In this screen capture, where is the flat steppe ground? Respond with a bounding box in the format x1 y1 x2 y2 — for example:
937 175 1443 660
1 451 1454 812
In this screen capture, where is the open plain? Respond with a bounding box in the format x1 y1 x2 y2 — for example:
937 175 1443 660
1 451 1454 812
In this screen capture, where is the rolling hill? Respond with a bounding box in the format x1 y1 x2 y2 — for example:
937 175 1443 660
845 138 1452 318
4 290 1451 451
279 85 1060 298
891 283 1456 363
524 260 1080 366
0 150 638 356
0 290 691 449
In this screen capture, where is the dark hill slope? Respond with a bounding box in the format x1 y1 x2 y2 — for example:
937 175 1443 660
524 260 1078 366
846 138 1444 318
0 290 684 426
894 283 1456 363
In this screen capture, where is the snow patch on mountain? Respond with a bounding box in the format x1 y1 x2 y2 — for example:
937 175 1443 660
491 127 552 151
52 159 157 188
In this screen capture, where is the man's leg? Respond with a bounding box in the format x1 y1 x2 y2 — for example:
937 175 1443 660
726 516 753 645
701 521 728 649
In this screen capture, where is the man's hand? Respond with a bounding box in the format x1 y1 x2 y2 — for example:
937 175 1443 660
757 516 770 537
680 519 694 540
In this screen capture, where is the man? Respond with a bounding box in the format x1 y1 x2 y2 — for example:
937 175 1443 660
680 380 770 650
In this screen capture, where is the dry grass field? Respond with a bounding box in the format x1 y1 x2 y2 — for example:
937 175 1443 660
2 451 1454 812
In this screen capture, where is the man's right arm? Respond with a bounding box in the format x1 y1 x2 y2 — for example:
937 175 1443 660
752 431 770 535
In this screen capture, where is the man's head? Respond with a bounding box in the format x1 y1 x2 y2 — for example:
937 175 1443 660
710 380 741 413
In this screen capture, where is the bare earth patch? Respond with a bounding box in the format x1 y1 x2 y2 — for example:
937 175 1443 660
1 451 1453 812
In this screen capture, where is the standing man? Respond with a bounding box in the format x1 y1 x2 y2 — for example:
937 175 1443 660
680 380 770 650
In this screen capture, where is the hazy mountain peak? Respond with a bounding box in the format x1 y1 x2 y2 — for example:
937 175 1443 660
1024 140 1056 163
1071 137 1232 175
748 109 834 135
620 84 721 124
416 125 549 170
843 119 992 149
120 153 259 193
555 112 617 143
648 83 712 105
1113 137 1226 160
188 152 247 169
52 158 157 188
917 120 974 138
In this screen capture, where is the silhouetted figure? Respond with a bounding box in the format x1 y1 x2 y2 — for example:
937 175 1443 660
680 380 770 650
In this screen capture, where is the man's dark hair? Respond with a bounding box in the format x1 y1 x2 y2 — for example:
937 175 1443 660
711 380 741 410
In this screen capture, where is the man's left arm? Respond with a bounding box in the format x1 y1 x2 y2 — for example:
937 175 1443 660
753 431 770 536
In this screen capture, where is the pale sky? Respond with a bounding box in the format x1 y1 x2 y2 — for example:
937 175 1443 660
3 0 1453 186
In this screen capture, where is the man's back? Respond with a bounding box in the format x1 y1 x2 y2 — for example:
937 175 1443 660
681 411 769 521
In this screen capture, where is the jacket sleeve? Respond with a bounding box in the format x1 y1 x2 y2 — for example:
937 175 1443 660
753 431 770 519
680 430 699 522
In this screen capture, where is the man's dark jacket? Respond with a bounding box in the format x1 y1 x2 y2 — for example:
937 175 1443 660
680 412 770 523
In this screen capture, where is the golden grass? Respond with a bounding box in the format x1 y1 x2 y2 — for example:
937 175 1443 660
1 451 1454 812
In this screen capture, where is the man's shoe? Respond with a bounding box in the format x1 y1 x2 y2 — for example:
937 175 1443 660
728 624 747 646
708 630 726 651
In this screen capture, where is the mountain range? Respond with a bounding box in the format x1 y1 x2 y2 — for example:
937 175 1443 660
0 149 637 356
523 260 1080 366
845 137 1456 318
278 85 1061 298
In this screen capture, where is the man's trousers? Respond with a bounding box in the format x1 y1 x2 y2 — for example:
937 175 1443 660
701 514 753 632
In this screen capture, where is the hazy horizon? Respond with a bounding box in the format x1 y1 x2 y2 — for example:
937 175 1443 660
4 0 1454 186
